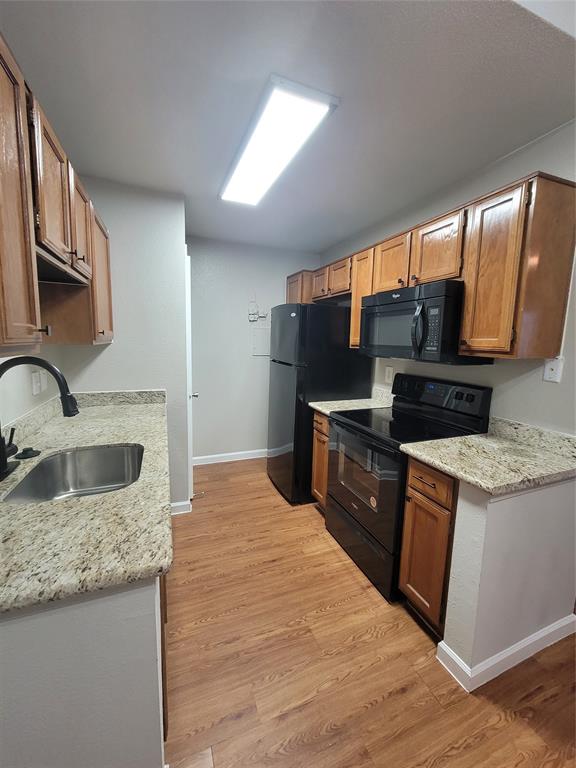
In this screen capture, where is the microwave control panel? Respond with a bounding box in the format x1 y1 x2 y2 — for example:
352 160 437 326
424 306 441 351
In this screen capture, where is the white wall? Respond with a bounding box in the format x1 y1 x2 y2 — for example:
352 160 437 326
0 348 67 425
189 237 318 459
56 178 190 504
322 122 576 434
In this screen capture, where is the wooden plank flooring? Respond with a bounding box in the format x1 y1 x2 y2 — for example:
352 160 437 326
165 459 575 768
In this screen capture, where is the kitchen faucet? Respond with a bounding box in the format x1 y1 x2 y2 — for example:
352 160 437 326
0 356 79 481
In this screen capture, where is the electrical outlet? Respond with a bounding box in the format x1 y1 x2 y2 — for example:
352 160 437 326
543 357 564 383
31 371 41 396
384 366 394 385
39 370 48 391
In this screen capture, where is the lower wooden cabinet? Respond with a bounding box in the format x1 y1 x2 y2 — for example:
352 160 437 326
311 411 330 509
399 459 456 631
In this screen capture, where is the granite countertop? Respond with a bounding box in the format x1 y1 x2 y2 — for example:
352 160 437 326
401 418 576 497
309 391 393 416
0 392 172 613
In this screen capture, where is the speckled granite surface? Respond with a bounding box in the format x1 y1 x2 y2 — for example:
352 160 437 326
0 392 172 613
309 391 393 416
401 417 576 497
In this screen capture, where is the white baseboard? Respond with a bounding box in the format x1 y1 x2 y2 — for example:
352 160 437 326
170 500 191 515
437 613 576 692
192 449 267 466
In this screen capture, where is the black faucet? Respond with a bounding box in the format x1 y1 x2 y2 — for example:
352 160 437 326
0 356 79 481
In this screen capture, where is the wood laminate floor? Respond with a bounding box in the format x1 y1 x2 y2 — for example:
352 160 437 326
164 459 575 768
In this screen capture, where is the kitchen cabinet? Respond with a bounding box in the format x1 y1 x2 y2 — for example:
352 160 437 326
286 270 313 303
311 411 329 509
328 257 351 296
349 248 374 347
29 98 73 264
399 459 456 631
311 266 329 299
0 34 41 349
409 211 465 286
91 208 114 343
39 205 113 345
460 176 575 358
68 164 93 280
372 233 411 292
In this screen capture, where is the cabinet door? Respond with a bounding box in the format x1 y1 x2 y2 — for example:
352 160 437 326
312 266 329 299
91 206 113 343
460 185 527 353
30 100 72 263
286 273 302 303
373 233 411 292
311 428 329 508
328 257 351 295
68 165 93 280
0 35 41 346
399 490 451 628
349 248 374 347
409 211 464 286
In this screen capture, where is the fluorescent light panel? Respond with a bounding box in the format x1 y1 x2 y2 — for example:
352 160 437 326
221 77 338 206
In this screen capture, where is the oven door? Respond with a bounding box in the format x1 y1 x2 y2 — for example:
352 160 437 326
359 300 422 359
327 423 406 553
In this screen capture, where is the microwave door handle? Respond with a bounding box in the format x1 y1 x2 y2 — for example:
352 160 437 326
416 304 427 352
411 303 423 356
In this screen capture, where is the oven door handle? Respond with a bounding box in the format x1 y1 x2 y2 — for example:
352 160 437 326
411 302 425 356
333 423 401 462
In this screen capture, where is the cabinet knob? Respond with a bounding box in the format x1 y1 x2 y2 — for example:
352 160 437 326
76 254 86 262
98 330 106 335
460 340 468 346
397 278 405 286
411 274 418 283
68 249 77 258
37 325 52 336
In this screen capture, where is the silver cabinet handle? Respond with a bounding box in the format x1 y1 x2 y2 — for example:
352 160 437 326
191 393 199 398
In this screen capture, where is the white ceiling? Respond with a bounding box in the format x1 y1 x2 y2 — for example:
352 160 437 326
0 1 574 252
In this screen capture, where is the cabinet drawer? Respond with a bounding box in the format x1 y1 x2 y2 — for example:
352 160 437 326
408 459 454 509
313 411 330 436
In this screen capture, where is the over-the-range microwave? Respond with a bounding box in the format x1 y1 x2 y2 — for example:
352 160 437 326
359 279 493 365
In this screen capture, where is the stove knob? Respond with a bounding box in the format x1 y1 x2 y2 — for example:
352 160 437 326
465 393 475 403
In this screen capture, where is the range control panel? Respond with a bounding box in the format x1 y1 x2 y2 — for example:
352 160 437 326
392 373 492 419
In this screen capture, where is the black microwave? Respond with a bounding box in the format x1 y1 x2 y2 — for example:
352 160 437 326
360 279 492 365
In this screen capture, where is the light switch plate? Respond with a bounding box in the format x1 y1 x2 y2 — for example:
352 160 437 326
384 366 394 385
543 356 564 383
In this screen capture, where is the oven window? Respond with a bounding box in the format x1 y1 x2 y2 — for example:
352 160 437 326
367 311 413 348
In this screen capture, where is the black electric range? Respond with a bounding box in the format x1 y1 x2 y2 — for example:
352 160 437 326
325 373 492 602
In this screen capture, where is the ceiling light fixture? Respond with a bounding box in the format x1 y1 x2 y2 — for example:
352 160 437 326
220 76 339 206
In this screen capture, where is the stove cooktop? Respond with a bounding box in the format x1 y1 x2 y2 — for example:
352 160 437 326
330 407 477 447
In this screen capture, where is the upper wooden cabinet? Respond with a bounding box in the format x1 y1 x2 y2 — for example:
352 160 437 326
68 165 93 280
311 266 329 299
0 34 41 349
461 177 575 358
349 248 374 348
328 257 351 295
286 270 313 304
29 99 73 264
91 208 114 343
409 211 465 286
373 233 411 292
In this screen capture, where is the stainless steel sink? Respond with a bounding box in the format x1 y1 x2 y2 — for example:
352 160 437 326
3 444 144 503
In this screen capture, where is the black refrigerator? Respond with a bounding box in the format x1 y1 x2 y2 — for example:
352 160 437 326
267 303 372 504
